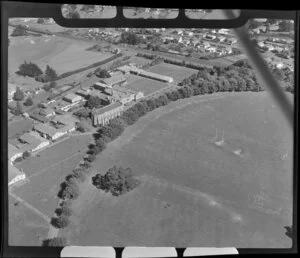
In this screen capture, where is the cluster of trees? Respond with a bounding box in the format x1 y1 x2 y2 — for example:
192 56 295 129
43 81 57 92
16 61 43 78
16 62 58 82
120 31 142 45
74 108 91 119
278 20 294 32
11 25 27 37
36 65 58 82
92 166 140 196
85 95 109 109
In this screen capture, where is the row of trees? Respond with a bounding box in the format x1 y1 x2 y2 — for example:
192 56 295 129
179 58 294 94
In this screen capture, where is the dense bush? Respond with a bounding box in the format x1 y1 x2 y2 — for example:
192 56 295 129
92 166 140 196
86 95 108 109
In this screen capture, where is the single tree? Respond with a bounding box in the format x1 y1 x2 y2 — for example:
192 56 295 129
13 87 25 101
13 101 23 116
51 215 70 228
23 96 33 106
45 65 58 81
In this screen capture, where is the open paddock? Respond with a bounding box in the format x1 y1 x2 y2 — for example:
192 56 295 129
148 63 198 82
9 35 113 76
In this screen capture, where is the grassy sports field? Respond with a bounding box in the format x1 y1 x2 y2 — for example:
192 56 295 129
125 76 170 96
63 91 293 248
148 63 198 82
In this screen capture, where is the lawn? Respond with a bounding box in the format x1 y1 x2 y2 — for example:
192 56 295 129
8 118 34 139
15 134 92 176
12 135 92 219
64 92 293 248
9 195 49 246
125 76 169 96
148 63 198 82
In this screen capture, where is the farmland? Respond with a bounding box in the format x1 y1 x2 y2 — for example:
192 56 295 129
148 63 198 82
64 92 293 248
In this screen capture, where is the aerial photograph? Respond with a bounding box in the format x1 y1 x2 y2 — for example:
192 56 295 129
7 6 294 248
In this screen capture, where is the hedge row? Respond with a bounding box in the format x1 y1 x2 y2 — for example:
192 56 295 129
55 53 123 81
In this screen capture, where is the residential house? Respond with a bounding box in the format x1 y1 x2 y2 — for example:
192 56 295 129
101 74 127 87
218 29 230 35
218 36 226 42
8 163 26 186
29 112 51 124
39 107 55 118
8 83 16 102
75 89 91 98
92 102 124 126
8 143 23 165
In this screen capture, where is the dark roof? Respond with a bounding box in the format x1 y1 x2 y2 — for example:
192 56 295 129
30 113 50 123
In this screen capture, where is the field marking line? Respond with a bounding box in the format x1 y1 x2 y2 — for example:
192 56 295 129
9 191 51 223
